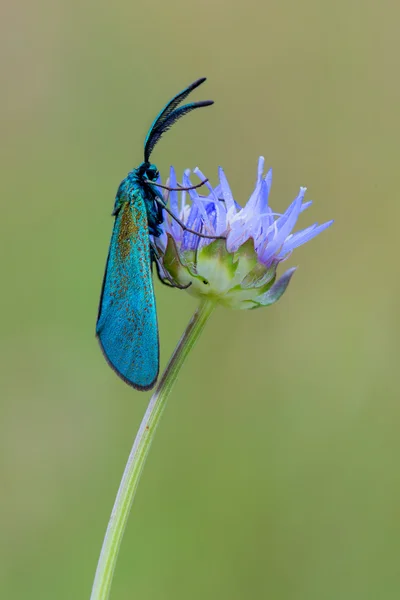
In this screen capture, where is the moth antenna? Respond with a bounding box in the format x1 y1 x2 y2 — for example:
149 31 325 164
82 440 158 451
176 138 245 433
144 79 213 162
144 101 213 162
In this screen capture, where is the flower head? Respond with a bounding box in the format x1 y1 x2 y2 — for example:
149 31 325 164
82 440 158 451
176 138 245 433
153 157 333 309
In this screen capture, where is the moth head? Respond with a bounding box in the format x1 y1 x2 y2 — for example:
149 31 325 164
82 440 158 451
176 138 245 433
145 164 159 181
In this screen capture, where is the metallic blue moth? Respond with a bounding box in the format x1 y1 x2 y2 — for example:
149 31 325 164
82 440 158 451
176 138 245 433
96 78 214 390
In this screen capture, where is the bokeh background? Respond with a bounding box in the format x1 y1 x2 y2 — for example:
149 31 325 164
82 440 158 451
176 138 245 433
1 0 399 598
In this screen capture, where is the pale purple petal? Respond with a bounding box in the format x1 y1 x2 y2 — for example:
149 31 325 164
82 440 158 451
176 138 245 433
183 172 213 232
259 190 304 264
245 156 265 214
194 167 221 205
168 167 184 242
218 167 236 214
276 187 307 232
278 220 334 257
257 178 270 216
264 168 272 196
194 168 227 235
226 211 253 252
300 200 312 212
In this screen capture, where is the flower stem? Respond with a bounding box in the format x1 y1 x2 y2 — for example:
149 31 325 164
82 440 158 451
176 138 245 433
90 299 215 600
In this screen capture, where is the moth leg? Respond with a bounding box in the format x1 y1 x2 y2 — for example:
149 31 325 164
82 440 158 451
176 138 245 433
154 197 223 241
145 178 209 192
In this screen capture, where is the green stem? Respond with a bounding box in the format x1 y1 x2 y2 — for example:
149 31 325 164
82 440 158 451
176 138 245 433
90 299 215 600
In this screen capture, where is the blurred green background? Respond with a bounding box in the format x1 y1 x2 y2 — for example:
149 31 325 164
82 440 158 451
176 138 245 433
1 0 399 598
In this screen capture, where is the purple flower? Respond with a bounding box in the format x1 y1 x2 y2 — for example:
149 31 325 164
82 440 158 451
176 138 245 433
153 157 333 309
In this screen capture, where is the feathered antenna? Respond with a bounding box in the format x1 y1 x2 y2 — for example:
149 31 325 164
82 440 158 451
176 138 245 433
144 78 213 163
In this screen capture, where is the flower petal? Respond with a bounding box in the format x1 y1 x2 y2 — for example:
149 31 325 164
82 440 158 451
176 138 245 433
184 173 213 233
258 188 305 264
278 220 334 257
264 167 272 196
300 200 312 212
226 213 253 252
218 167 236 214
194 168 227 236
245 156 265 214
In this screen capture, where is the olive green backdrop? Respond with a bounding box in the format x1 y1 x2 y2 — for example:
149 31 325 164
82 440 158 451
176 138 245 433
1 0 399 598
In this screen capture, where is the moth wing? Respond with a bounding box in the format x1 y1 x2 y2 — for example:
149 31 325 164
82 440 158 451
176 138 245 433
96 195 159 390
